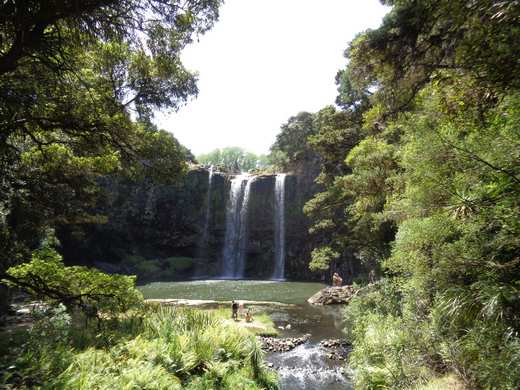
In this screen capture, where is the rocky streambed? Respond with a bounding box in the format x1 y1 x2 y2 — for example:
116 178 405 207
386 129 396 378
265 342 352 390
259 302 353 390
259 334 312 352
259 335 350 359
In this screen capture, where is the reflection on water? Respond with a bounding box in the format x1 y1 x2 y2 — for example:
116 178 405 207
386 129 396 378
267 304 346 341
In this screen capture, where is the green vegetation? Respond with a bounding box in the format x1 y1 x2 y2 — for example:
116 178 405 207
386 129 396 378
0 0 222 308
0 2 281 388
212 308 279 337
269 112 317 171
4 246 143 319
271 1 520 388
164 256 196 273
2 0 519 388
1 243 278 388
0 304 278 389
245 312 279 337
197 147 269 172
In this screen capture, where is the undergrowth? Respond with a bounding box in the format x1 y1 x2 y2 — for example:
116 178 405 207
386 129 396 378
0 303 278 389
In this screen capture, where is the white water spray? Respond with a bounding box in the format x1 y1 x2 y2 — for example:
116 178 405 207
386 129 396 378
201 165 214 245
272 173 286 280
221 174 255 278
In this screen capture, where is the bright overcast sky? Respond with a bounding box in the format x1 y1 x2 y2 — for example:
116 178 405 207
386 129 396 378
156 0 389 156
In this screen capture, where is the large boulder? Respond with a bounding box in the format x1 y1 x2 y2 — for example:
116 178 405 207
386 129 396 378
307 285 358 305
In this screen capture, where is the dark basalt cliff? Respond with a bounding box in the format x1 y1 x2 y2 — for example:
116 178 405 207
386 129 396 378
240 174 315 279
57 166 323 281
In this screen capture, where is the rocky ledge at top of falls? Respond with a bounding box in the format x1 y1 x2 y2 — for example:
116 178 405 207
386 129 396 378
307 285 359 305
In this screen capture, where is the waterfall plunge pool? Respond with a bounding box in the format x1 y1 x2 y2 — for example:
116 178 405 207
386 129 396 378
139 280 324 304
138 280 354 389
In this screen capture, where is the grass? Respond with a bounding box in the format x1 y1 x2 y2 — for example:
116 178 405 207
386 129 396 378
211 307 279 337
249 313 279 337
414 374 466 390
0 303 279 390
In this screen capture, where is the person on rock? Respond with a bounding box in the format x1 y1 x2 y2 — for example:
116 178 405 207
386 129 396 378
332 272 343 287
231 300 238 320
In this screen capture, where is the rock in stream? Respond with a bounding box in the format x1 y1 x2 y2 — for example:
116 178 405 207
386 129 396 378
258 334 311 352
307 285 358 305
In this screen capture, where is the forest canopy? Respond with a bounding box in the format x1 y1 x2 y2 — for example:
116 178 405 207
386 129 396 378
269 1 520 388
1 0 519 389
0 0 223 303
197 147 268 172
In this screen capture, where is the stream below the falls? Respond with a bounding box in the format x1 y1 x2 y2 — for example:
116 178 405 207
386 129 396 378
139 280 354 390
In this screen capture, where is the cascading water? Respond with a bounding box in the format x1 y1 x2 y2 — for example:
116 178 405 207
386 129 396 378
201 165 214 245
221 174 254 278
272 173 287 280
236 177 254 277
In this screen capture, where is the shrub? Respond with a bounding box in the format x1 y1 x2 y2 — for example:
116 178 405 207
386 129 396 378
437 322 520 389
2 246 143 318
348 312 434 389
345 282 437 389
124 255 162 278
1 304 279 389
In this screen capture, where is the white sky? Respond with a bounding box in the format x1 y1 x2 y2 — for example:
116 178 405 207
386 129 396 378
156 0 389 156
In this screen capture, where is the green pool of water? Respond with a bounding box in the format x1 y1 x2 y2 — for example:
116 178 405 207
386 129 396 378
138 280 326 305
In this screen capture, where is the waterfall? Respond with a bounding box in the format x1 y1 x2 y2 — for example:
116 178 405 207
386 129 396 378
236 177 254 277
221 174 254 278
201 165 214 245
272 173 286 280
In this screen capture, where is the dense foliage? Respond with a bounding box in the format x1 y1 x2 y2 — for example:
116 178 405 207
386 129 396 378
0 3 282 388
340 1 520 386
3 245 143 318
197 147 268 172
271 0 520 387
0 304 278 389
269 112 317 171
0 0 223 309
2 0 519 388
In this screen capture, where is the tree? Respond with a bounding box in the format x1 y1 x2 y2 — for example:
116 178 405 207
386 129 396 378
269 112 317 171
346 0 520 118
334 1 520 388
197 147 266 172
302 105 391 277
0 0 223 312
3 245 143 320
0 1 221 77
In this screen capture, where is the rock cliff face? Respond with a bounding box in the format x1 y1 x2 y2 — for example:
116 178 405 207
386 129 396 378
57 166 322 281
244 175 276 278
